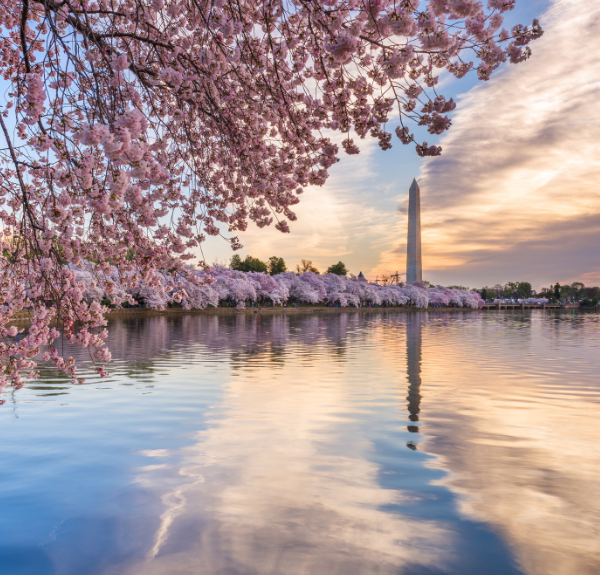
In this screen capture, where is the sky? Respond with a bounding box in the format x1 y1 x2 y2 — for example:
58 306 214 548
202 0 600 291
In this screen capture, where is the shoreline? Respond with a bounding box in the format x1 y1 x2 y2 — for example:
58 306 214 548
8 305 480 321
9 304 595 322
104 305 480 317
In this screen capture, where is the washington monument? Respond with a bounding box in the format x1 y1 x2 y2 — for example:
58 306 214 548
406 178 422 284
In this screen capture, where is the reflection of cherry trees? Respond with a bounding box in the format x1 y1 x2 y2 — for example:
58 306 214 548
4 311 376 391
35 313 383 377
74 266 484 310
111 313 360 365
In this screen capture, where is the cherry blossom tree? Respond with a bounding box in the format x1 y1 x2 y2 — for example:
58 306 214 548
275 272 323 303
401 283 429 307
172 267 220 309
269 275 291 305
298 272 328 301
0 0 541 387
428 289 450 307
210 267 257 306
246 271 279 302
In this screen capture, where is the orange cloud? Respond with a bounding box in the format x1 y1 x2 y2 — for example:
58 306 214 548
374 0 600 288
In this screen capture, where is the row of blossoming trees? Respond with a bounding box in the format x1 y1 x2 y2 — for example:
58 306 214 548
72 263 484 310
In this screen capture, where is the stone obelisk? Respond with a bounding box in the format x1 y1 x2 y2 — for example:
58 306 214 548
406 178 422 284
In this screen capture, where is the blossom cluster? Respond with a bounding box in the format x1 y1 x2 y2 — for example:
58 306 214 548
71 264 484 311
0 1 540 385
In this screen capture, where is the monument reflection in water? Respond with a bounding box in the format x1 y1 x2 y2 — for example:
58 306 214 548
406 314 422 444
0 311 599 575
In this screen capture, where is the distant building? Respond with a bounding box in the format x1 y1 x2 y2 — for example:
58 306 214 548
358 271 366 281
406 179 422 284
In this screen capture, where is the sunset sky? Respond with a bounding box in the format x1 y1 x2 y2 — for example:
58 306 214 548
202 0 600 291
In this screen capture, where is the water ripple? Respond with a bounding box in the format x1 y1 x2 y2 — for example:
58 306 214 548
1 310 599 575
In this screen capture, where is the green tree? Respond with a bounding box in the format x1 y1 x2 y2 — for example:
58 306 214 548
326 261 348 276
560 283 576 300
516 282 532 298
230 254 243 270
503 281 518 298
230 254 268 273
571 282 584 298
296 259 320 274
268 256 287 275
554 283 561 301
500 281 531 299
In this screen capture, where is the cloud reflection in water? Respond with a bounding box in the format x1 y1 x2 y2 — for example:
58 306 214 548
6 311 599 575
415 313 600 575
125 313 454 575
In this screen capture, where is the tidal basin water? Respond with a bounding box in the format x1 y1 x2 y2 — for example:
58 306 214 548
1 311 599 575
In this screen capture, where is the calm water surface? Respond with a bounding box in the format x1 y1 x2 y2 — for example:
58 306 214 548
1 310 599 575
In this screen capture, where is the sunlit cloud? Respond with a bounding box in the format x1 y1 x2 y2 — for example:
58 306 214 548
375 0 600 288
